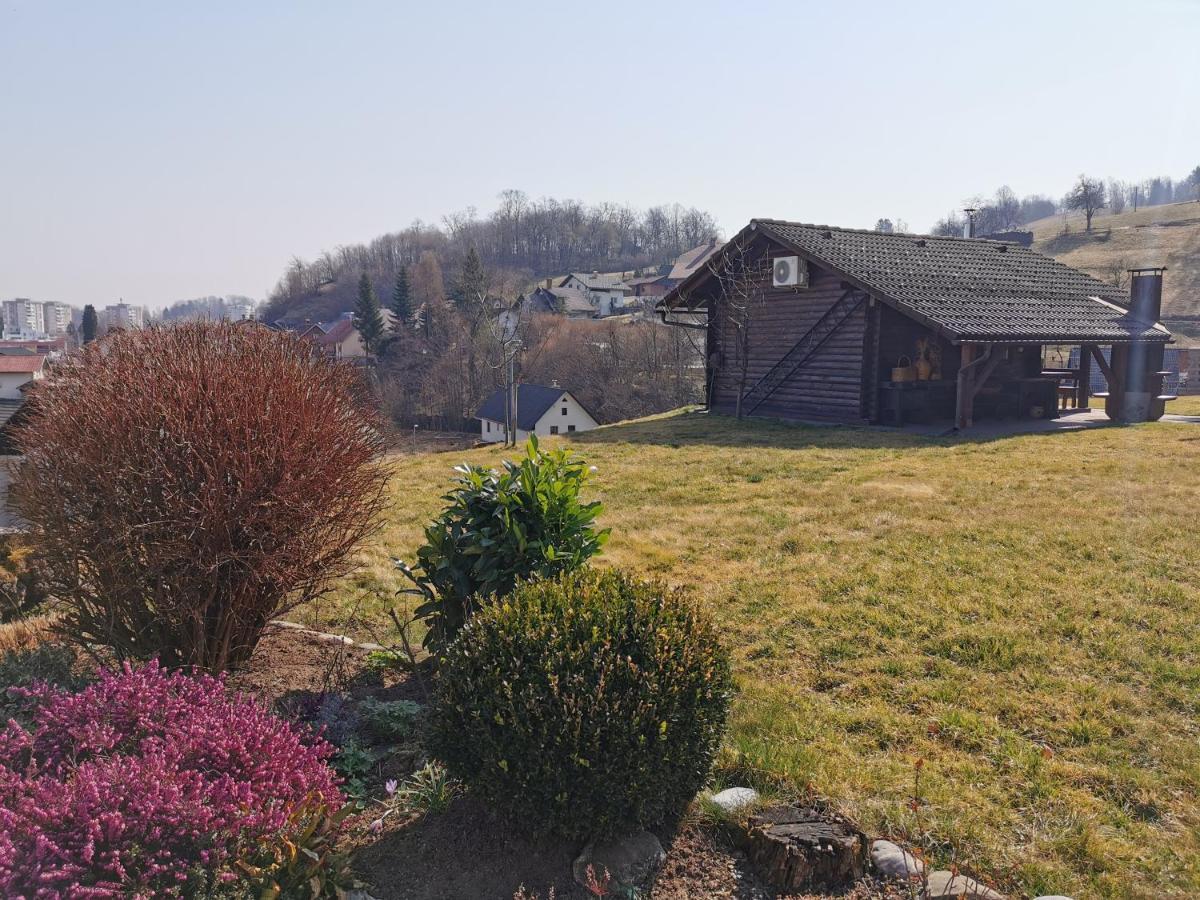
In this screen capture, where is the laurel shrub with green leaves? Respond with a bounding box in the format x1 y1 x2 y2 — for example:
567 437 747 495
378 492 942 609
430 569 733 840
398 436 608 651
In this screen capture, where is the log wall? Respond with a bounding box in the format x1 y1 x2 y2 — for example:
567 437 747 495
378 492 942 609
709 263 868 422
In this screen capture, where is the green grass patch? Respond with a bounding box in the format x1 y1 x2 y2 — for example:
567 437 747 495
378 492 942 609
309 409 1200 897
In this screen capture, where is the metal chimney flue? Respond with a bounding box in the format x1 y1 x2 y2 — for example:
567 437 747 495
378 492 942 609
1129 267 1166 323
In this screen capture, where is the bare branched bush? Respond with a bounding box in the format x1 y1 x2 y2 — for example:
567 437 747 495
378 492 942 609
10 321 389 671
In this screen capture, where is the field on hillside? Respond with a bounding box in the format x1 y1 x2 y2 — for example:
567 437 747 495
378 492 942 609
303 410 1200 898
1028 201 1200 320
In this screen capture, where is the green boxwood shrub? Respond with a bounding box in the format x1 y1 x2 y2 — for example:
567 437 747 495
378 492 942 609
399 436 607 650
430 569 734 840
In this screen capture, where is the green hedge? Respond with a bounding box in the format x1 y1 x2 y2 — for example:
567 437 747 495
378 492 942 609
431 569 733 840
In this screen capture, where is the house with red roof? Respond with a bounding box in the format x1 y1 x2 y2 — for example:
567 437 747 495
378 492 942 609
0 352 47 400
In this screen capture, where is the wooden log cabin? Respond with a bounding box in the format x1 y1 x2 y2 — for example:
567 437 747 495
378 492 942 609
658 220 1173 428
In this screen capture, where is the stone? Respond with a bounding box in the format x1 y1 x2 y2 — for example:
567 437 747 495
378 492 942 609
573 830 665 892
745 805 867 892
710 787 760 813
870 838 925 879
924 869 1006 900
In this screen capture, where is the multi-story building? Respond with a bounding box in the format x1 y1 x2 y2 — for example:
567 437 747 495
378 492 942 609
3 299 46 339
104 302 145 331
42 302 72 336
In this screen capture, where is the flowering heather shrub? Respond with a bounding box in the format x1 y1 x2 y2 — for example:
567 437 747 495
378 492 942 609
0 662 345 896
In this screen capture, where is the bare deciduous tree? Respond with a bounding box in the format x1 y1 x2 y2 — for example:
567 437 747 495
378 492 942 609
1066 175 1106 232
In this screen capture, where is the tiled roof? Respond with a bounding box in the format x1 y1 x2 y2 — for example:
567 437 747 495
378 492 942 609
565 273 629 293
548 287 595 313
754 221 1169 343
0 355 46 374
668 237 723 281
476 384 570 430
317 318 357 344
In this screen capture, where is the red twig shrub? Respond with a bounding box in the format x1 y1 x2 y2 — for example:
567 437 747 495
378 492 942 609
0 661 344 895
10 321 388 670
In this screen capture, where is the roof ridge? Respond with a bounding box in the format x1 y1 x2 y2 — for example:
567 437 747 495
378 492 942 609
753 218 1011 246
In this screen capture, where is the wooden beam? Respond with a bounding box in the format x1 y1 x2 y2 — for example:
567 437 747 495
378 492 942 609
1089 345 1114 385
954 344 1004 429
1076 345 1092 408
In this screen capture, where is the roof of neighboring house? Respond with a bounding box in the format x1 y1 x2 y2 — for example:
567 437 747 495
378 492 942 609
475 384 595 431
547 287 596 314
317 317 357 344
667 237 724 282
663 220 1171 344
562 273 631 293
625 274 668 287
0 355 46 374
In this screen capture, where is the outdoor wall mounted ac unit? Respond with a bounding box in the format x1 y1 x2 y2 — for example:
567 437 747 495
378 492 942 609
772 256 808 288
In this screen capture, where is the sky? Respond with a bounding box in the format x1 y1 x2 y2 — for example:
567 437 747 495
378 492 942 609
2 0 1198 309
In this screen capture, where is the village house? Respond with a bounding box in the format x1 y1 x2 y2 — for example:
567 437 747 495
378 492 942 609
559 273 631 317
524 285 596 319
475 383 599 443
625 274 670 298
659 220 1173 429
0 352 47 400
314 313 368 359
664 236 725 291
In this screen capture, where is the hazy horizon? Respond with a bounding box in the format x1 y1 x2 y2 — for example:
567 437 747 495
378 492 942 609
3 0 1198 309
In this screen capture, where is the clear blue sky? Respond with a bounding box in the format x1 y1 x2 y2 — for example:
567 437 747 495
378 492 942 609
3 0 1197 308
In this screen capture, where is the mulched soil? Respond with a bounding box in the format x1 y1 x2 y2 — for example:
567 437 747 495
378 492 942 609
235 626 910 900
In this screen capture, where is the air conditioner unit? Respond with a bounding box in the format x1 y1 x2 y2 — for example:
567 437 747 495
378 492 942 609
772 255 808 288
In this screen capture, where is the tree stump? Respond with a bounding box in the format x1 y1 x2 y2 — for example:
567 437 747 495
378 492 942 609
745 806 867 891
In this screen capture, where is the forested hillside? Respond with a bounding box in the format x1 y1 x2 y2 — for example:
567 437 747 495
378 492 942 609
261 191 719 324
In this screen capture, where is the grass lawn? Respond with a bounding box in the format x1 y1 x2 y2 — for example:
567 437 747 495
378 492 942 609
303 407 1200 898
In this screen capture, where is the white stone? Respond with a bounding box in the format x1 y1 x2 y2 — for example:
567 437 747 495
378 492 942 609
573 830 665 892
1032 896 1074 900
710 787 760 813
870 838 925 879
925 870 1006 900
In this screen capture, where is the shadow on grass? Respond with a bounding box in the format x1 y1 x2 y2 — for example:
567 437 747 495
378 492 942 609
569 408 1121 452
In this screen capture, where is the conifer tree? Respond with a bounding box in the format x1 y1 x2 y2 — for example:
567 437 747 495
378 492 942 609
81 305 99 344
390 266 412 326
454 247 486 308
353 273 386 354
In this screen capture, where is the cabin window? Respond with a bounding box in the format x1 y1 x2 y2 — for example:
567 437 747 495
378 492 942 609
568 425 576 432
486 422 490 432
550 426 559 435
561 406 568 415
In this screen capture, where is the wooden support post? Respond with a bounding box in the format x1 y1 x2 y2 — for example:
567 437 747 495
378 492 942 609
955 343 977 429
1077 344 1092 410
955 344 1003 429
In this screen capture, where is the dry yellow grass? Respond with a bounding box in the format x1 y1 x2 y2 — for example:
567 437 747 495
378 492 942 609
0 614 56 655
1028 201 1200 318
308 410 1200 897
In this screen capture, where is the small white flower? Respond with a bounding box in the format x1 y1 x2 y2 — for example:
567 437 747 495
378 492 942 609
385 778 399 796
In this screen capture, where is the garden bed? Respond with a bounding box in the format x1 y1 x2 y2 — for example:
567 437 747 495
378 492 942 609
238 626 906 899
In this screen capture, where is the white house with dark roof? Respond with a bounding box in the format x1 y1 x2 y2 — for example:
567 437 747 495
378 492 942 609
475 383 599 444
559 273 631 317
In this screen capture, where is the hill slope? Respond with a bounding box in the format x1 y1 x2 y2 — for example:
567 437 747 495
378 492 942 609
1027 201 1200 323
